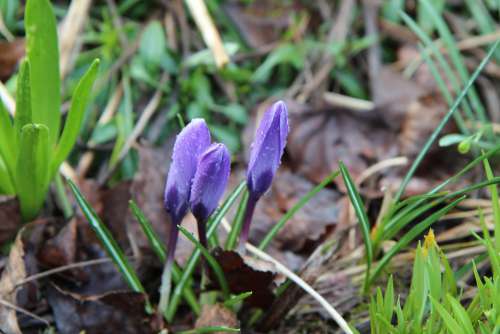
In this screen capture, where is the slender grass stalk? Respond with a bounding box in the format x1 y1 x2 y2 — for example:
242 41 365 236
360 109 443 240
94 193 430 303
420 0 488 124
225 189 249 250
482 158 500 252
369 196 465 286
401 11 475 124
393 40 499 204
339 162 373 293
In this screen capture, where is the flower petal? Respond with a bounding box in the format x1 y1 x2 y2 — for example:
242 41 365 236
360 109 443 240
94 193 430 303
190 143 231 222
164 119 211 223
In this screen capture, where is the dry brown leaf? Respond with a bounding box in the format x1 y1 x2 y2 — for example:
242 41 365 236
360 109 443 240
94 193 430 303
0 233 26 334
195 304 239 333
47 284 159 334
0 39 24 80
0 196 21 245
212 248 276 309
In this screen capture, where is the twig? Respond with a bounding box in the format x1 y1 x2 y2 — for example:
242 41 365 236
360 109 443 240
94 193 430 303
355 156 408 185
323 92 375 112
15 258 112 287
184 0 229 68
362 0 381 98
220 219 353 334
59 0 93 78
99 72 169 184
0 298 49 326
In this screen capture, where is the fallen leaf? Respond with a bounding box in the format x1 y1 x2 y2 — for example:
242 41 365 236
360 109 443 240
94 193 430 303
212 248 276 309
0 233 26 334
47 284 159 334
0 39 25 80
285 106 399 184
250 170 340 252
0 196 21 245
195 304 239 333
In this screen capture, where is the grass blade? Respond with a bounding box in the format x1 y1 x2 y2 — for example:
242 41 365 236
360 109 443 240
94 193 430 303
401 11 475 123
129 200 201 315
224 291 252 308
420 0 487 123
129 200 167 261
16 124 50 221
483 158 500 252
25 0 61 146
178 225 230 299
393 40 500 203
259 169 340 250
340 162 372 292
167 181 246 321
225 189 248 250
51 59 100 177
339 163 372 264
369 196 465 285
67 179 146 295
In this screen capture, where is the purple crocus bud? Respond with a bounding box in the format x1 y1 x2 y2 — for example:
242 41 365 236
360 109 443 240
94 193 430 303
246 100 289 199
239 100 289 252
191 143 231 223
190 143 231 247
164 119 211 224
160 118 210 313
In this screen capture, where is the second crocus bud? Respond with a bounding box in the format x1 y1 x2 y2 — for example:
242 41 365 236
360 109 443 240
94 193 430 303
239 100 289 251
190 143 231 247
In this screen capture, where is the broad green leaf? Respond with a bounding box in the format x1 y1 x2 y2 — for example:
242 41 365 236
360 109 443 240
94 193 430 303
16 124 50 221
51 59 100 176
25 0 61 146
0 101 16 179
14 59 32 149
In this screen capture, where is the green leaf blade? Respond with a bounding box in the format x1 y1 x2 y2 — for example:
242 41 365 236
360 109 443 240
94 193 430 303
15 123 50 221
14 59 32 148
25 0 61 146
51 59 100 176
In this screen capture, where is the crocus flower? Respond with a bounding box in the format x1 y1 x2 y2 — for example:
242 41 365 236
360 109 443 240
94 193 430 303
239 100 289 251
190 143 231 247
159 118 210 313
